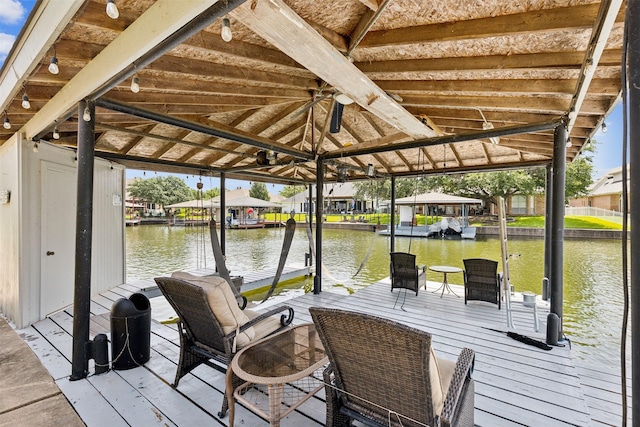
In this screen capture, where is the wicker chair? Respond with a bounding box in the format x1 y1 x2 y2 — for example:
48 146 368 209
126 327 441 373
390 252 426 296
154 276 294 418
310 307 475 427
463 258 501 309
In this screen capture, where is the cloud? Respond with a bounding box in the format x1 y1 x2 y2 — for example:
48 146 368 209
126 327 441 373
0 0 26 24
0 32 16 63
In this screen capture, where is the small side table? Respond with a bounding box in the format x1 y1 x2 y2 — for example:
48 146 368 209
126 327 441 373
429 265 463 298
226 323 328 427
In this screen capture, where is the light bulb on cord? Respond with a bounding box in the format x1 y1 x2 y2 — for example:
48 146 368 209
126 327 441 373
221 17 232 42
22 93 30 109
48 55 59 74
130 75 140 93
106 0 119 19
33 142 39 153
3 115 11 130
83 105 91 122
53 126 60 140
601 122 607 133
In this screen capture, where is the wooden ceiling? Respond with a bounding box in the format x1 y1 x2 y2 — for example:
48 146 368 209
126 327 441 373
0 0 625 184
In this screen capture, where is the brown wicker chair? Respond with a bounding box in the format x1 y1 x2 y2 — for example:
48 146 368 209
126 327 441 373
463 258 501 309
310 307 475 427
154 276 294 418
390 252 426 296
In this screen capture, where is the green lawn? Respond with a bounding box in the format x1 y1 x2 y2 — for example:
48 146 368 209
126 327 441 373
265 213 623 230
471 215 623 230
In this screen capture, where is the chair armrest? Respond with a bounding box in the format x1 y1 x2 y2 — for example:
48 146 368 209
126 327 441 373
418 264 426 272
226 305 295 340
439 347 475 426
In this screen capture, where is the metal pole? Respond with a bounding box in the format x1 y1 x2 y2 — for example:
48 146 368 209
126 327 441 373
550 124 566 336
627 1 640 421
70 100 95 380
308 184 313 267
543 163 553 300
314 160 323 293
390 176 396 253
220 172 226 255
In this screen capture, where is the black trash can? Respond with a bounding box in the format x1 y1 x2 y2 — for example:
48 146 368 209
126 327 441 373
110 293 151 370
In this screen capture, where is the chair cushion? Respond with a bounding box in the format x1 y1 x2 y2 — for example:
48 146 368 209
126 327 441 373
434 354 457 416
171 272 255 346
430 348 445 416
242 310 284 347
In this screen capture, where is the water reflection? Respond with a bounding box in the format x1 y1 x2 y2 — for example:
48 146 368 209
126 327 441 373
126 225 628 369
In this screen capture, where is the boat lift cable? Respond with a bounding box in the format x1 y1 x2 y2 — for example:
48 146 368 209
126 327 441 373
620 13 630 426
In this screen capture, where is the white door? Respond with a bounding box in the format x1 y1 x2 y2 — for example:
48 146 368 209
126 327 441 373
41 162 77 317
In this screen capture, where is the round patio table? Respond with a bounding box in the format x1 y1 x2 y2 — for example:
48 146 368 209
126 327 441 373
226 323 328 426
429 265 463 298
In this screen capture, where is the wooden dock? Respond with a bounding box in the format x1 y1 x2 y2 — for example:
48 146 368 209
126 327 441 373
16 277 629 426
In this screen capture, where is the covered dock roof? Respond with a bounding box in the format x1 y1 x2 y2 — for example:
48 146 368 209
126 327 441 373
394 192 482 205
0 0 624 184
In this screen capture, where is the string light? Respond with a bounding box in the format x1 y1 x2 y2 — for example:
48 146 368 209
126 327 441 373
22 93 31 109
52 124 60 140
601 122 607 133
83 105 91 122
3 113 10 130
48 47 59 74
33 142 39 153
130 74 140 93
106 0 119 19
221 17 232 42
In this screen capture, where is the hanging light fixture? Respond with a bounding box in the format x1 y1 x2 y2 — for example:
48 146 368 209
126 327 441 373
32 142 39 153
601 122 607 133
130 74 140 93
106 0 119 19
366 164 375 177
221 17 232 42
22 93 31 109
52 124 60 140
3 113 11 130
48 47 59 74
565 138 572 148
83 105 91 122
333 92 354 105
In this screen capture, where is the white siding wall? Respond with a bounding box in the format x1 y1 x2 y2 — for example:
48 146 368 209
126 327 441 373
0 135 21 325
0 138 125 328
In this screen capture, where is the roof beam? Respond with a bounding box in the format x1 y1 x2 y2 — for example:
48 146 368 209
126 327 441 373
231 0 438 139
96 98 312 160
20 0 239 141
323 119 562 159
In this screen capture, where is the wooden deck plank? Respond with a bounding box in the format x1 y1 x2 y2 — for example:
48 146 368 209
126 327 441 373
19 273 628 426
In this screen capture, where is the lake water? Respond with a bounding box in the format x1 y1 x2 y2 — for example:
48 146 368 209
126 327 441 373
126 224 629 370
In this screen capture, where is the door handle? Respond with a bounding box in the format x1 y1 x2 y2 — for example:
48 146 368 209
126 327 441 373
46 251 55 256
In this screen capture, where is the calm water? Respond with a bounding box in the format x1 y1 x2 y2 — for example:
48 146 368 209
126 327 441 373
126 225 629 369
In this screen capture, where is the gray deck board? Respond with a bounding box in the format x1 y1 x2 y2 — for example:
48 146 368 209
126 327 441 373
17 270 631 426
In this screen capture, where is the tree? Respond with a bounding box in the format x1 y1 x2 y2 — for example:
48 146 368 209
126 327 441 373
249 182 270 200
190 187 220 200
128 176 192 209
280 185 305 198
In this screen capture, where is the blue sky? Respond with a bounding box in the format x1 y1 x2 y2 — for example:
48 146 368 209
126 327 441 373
1 0 624 190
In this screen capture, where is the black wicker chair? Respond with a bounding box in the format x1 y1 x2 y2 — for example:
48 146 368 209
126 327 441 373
154 276 294 418
390 252 426 296
310 307 475 427
463 258 501 309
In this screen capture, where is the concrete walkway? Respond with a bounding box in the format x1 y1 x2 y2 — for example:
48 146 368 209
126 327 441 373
0 318 83 427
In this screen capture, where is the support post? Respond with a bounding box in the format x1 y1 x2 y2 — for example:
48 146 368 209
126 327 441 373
627 1 640 421
314 159 323 293
543 163 553 300
308 184 313 267
390 176 396 253
550 123 566 338
70 100 96 380
220 172 226 255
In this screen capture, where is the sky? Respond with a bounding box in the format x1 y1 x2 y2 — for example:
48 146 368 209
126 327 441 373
0 0 626 190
